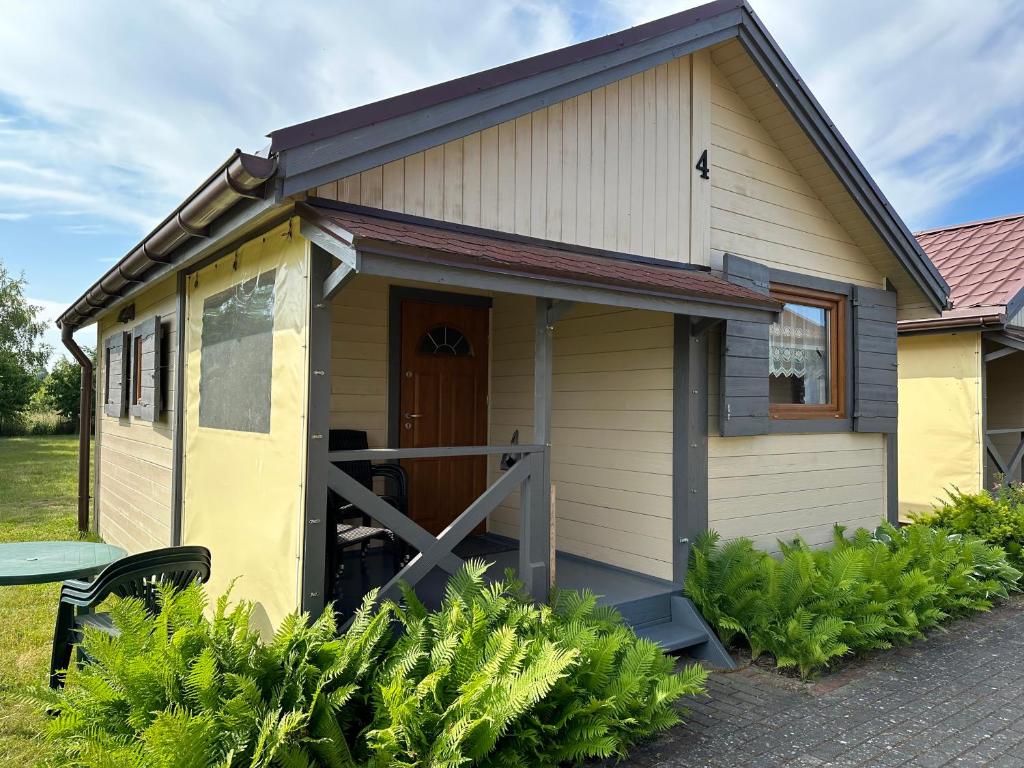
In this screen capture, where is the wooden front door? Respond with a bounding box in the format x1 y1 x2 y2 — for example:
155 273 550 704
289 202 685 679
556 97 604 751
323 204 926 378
399 299 490 535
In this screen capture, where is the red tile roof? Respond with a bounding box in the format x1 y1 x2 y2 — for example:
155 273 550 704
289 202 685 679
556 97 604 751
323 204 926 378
302 202 781 311
917 214 1024 315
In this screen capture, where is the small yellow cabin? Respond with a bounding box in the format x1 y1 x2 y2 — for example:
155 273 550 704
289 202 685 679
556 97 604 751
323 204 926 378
58 0 948 653
898 214 1024 516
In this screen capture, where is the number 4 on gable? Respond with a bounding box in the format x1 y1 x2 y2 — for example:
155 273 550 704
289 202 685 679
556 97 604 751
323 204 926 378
695 149 710 180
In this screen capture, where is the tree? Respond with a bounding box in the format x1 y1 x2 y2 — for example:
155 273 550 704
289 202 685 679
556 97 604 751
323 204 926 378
0 260 51 424
35 351 94 423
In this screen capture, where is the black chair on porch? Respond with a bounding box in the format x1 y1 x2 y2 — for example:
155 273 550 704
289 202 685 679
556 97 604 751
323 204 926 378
326 429 409 608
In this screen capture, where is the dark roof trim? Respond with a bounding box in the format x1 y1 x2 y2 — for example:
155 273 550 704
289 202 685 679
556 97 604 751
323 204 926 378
58 151 278 330
272 3 744 196
1004 287 1024 326
898 312 1004 335
899 285 1024 335
735 6 949 312
270 0 743 151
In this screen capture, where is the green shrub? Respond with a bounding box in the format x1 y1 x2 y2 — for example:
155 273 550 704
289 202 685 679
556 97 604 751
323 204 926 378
367 563 706 767
31 583 392 767
686 523 1020 678
33 561 705 767
0 410 75 436
916 486 1024 569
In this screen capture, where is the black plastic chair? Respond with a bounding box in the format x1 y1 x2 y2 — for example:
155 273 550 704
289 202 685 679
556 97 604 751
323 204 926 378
327 429 409 601
49 546 211 689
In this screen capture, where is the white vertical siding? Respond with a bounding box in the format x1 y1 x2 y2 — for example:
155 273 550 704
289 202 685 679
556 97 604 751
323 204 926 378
315 57 695 261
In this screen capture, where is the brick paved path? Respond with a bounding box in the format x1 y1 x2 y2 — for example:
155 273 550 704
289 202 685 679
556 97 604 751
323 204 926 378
624 597 1024 767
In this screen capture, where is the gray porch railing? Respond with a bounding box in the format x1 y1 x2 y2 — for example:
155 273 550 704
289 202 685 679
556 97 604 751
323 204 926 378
985 429 1024 486
326 443 549 603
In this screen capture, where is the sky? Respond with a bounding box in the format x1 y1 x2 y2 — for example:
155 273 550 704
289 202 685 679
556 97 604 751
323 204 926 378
1 0 1023 362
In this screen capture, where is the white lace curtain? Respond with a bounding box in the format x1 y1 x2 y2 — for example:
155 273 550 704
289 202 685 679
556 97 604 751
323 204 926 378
770 309 827 400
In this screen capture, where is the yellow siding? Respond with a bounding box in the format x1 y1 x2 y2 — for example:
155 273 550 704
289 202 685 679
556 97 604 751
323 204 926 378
708 432 886 551
94 275 177 553
316 57 697 262
488 300 674 580
897 332 983 516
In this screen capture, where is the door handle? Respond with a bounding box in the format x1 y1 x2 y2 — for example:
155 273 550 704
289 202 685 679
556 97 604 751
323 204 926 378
404 413 424 419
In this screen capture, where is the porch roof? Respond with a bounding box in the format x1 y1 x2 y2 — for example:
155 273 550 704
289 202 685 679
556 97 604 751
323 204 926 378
299 200 782 316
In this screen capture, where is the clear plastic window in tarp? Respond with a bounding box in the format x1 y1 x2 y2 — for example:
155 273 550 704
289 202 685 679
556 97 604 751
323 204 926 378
199 269 276 433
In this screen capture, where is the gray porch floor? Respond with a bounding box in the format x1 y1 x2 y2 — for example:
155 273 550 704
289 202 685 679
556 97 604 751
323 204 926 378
335 535 682 627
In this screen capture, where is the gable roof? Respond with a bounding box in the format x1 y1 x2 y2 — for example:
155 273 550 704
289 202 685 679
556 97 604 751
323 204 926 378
270 0 740 152
919 214 1024 313
59 0 948 332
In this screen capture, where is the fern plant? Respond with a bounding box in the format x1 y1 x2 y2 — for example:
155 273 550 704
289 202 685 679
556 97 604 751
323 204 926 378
31 583 393 768
33 563 706 767
363 560 707 767
687 523 1021 678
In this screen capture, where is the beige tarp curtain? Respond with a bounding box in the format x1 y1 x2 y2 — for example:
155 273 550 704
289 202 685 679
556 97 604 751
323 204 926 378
182 219 310 635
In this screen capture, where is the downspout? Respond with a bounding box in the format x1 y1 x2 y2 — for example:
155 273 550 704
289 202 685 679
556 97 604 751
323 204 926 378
61 324 93 534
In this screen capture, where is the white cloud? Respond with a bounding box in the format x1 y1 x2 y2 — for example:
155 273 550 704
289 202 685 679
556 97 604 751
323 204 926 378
0 212 29 221
0 0 1019 247
0 0 573 238
27 297 71 364
604 0 1024 227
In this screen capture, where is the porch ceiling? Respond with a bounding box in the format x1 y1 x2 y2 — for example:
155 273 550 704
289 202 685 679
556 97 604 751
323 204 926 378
298 200 781 321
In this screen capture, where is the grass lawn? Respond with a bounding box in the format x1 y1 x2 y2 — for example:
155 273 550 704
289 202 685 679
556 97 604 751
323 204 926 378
0 435 89 765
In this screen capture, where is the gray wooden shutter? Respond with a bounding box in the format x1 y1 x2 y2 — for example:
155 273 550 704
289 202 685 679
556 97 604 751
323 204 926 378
131 316 162 421
104 331 130 418
720 254 772 437
852 286 898 433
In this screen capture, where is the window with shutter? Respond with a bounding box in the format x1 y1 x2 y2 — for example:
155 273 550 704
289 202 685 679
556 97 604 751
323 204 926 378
130 315 162 421
103 331 130 418
768 284 847 420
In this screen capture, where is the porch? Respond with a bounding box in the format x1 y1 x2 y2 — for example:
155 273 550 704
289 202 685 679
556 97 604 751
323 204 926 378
298 201 778 661
984 330 1024 486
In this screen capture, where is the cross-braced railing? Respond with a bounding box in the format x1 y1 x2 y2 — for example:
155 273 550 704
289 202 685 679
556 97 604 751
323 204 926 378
986 430 1024 487
326 443 549 603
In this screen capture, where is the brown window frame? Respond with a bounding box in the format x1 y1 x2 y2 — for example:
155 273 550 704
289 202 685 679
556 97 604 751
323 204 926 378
768 283 847 420
132 334 144 405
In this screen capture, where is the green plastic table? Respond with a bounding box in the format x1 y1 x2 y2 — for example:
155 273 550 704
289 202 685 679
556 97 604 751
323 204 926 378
0 542 126 586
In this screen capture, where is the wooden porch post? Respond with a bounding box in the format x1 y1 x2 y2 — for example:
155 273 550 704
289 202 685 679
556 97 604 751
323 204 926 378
520 298 553 602
673 316 710 584
300 244 334 617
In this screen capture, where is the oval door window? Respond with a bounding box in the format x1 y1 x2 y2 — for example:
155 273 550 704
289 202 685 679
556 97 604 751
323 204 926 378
419 325 472 356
